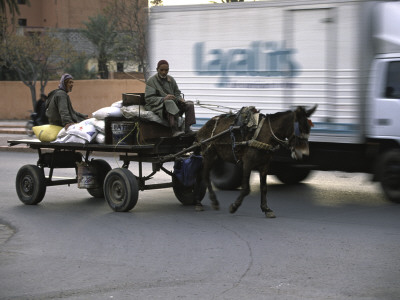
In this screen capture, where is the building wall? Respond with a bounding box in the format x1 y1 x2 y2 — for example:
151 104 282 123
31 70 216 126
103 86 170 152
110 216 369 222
17 0 113 29
0 79 145 119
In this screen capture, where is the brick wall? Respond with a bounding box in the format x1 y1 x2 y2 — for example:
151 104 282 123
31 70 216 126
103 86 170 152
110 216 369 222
0 79 145 120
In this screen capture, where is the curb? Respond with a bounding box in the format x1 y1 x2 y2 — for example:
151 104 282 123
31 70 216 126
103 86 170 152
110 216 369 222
0 145 35 153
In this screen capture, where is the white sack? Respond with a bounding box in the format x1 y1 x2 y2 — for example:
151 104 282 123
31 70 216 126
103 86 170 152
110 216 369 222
92 106 122 120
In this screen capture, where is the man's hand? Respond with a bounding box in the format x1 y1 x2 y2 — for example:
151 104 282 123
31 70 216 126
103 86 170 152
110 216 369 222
65 123 74 130
164 94 176 100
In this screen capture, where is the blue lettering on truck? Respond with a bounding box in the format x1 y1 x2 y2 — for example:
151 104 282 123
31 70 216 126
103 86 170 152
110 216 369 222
194 41 301 87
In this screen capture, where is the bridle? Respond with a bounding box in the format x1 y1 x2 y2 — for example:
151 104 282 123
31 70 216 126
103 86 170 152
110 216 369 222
267 112 310 158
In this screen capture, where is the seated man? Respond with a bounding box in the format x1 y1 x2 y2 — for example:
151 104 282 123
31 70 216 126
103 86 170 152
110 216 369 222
46 74 88 129
34 93 49 125
145 60 196 137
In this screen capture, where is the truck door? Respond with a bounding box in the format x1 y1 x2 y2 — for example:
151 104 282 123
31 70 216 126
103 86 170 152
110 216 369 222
286 8 335 116
371 59 400 139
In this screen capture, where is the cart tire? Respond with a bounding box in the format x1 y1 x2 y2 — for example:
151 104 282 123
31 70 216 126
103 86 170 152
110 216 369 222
87 159 112 198
16 164 46 205
275 166 311 184
172 176 207 205
210 160 243 190
104 168 138 212
378 150 400 203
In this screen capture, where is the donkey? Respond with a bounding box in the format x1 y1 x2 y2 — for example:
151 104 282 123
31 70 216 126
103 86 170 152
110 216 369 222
195 105 317 218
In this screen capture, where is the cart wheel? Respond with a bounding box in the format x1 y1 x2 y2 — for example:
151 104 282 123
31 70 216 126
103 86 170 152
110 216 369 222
104 168 138 212
172 175 207 205
87 159 112 198
16 165 46 205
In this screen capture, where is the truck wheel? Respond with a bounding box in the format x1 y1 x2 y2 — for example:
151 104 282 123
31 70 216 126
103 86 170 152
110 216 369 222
87 159 112 198
210 160 243 190
378 150 400 203
275 166 311 184
172 176 206 205
16 165 46 205
104 168 138 212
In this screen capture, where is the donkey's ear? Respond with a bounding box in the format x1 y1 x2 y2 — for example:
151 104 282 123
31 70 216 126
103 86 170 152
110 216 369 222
306 104 318 117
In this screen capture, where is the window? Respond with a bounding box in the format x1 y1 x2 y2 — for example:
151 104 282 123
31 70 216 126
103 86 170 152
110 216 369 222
384 61 400 99
18 19 27 26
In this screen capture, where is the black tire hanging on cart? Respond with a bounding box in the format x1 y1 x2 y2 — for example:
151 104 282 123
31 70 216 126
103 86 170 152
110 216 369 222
87 159 112 198
172 175 207 205
104 168 139 212
16 164 46 205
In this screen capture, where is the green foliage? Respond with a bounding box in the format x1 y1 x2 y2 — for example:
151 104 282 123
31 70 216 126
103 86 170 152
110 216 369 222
0 31 78 108
150 0 163 6
81 14 118 79
64 54 97 80
105 0 148 80
0 0 20 15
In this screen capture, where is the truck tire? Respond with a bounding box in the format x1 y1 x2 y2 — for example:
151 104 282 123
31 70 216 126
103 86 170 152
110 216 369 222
104 168 139 212
210 160 243 190
274 166 311 184
378 150 400 203
172 175 206 205
87 159 112 198
16 165 46 205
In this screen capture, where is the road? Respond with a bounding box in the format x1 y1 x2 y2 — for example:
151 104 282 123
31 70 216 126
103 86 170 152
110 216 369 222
0 151 399 300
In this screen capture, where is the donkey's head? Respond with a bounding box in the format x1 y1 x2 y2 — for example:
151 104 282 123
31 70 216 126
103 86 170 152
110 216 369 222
290 105 317 160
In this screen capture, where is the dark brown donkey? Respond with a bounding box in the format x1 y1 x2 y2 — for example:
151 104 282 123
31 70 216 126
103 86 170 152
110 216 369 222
195 105 317 218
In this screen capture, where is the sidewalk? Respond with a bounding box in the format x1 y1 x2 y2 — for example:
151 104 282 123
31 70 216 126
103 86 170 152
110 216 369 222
0 120 34 152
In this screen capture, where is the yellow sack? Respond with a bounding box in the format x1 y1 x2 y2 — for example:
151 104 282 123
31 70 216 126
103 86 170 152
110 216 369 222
32 125 63 142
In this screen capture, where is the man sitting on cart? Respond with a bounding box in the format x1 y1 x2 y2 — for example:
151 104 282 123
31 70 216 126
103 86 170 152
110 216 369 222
46 73 88 129
145 60 196 137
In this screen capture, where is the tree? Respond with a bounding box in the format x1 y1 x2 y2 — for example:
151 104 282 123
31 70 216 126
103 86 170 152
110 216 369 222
0 0 23 80
105 0 148 81
210 0 244 2
150 0 162 6
0 31 77 109
81 14 118 79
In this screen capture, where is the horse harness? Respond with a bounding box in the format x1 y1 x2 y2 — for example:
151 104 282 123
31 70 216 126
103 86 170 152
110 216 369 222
205 108 307 163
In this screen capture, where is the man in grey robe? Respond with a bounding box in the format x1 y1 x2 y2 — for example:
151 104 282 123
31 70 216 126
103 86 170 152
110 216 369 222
45 74 88 129
145 60 196 137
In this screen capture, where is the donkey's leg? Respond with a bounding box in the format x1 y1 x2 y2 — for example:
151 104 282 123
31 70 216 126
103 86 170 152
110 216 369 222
229 167 251 214
196 156 219 211
259 171 276 218
205 161 220 210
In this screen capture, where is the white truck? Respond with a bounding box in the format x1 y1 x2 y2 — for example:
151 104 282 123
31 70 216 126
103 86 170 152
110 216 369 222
148 0 400 203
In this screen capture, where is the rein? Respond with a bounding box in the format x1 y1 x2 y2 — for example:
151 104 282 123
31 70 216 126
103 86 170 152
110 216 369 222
267 116 290 147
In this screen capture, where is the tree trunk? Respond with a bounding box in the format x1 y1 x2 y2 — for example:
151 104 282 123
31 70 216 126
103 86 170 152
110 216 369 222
98 55 109 79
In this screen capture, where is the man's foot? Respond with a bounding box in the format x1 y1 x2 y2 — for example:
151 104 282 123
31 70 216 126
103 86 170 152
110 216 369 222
172 130 184 137
184 129 195 136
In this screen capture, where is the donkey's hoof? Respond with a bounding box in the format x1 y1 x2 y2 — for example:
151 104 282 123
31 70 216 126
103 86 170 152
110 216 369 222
229 203 238 214
211 202 220 210
195 204 204 212
265 211 276 218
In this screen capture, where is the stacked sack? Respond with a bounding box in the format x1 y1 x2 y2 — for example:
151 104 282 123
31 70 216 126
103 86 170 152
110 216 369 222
33 99 169 144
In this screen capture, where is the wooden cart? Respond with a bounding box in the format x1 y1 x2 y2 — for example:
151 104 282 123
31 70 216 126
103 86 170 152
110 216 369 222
8 134 206 212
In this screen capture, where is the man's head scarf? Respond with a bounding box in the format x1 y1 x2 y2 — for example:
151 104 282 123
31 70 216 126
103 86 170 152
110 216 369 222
157 60 169 69
58 74 73 91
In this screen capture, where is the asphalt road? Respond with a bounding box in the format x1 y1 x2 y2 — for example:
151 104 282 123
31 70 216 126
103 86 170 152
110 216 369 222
1 151 399 300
